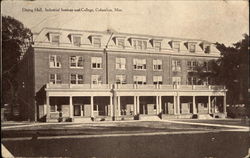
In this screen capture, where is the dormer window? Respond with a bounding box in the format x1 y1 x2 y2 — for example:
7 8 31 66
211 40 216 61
154 41 161 51
204 44 211 54
72 36 81 47
93 38 101 48
117 39 125 48
133 40 147 50
172 41 180 52
188 43 196 53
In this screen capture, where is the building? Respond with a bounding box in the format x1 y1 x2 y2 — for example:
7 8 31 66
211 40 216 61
16 27 227 122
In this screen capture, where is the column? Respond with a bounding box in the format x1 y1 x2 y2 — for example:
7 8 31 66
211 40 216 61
193 96 197 114
176 95 180 114
117 96 121 116
134 96 137 115
208 96 211 114
137 96 140 114
173 96 176 115
223 95 227 114
156 96 159 114
90 96 94 117
69 96 73 118
110 96 113 117
159 96 162 114
46 95 50 119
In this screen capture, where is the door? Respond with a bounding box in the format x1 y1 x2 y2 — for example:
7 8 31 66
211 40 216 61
74 105 81 116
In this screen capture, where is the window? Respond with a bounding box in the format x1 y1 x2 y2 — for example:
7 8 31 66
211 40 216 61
117 39 125 48
153 59 162 71
172 77 181 85
70 56 84 68
50 74 62 84
153 76 163 85
50 105 56 112
133 59 146 70
187 61 198 71
154 41 161 51
91 57 102 69
204 45 210 54
51 35 60 46
134 76 146 84
116 75 126 84
173 42 180 52
189 43 196 53
49 55 61 68
187 77 197 85
172 60 181 72
93 38 101 48
70 74 83 84
91 75 102 84
73 36 81 47
133 40 147 50
116 58 126 69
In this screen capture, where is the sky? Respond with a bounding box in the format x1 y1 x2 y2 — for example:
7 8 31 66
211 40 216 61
2 0 249 46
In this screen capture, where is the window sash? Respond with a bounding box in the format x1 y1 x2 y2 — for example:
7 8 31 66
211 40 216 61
116 58 126 69
154 42 161 51
172 77 181 85
133 59 146 70
73 36 81 47
133 76 146 84
92 75 102 84
51 35 59 45
49 55 61 68
91 57 102 68
189 44 196 52
116 75 126 84
117 39 125 48
93 38 101 48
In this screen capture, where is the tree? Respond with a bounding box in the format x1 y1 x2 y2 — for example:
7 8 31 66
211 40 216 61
2 16 32 119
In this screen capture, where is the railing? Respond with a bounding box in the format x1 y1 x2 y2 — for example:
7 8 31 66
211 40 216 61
46 83 226 91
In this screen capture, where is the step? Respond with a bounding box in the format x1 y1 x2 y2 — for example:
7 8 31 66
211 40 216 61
73 117 92 123
139 115 161 121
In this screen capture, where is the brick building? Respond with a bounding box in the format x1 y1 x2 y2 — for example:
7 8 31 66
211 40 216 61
17 27 227 122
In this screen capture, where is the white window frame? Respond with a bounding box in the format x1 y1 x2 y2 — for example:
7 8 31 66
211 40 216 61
91 75 102 84
70 74 83 84
116 58 126 70
153 59 162 71
187 77 197 85
153 76 163 85
49 55 61 68
172 77 181 85
116 75 126 84
133 58 147 70
91 57 102 69
133 76 146 85
172 60 181 72
70 56 84 68
50 34 60 46
49 74 62 84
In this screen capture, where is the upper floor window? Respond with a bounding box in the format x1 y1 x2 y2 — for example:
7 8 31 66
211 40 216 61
93 38 101 48
72 36 81 47
70 74 83 84
70 56 83 68
154 41 161 51
117 39 125 49
116 75 126 84
172 41 180 52
91 75 102 84
49 55 61 68
187 61 198 71
204 45 211 54
51 35 60 46
188 43 196 53
187 77 197 85
91 57 102 69
133 40 147 50
116 58 126 70
134 76 146 85
50 74 62 84
172 60 181 72
153 76 163 85
153 59 162 71
172 77 181 85
133 59 146 70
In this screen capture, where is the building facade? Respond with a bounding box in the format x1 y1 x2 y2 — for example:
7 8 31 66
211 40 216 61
17 27 227 122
